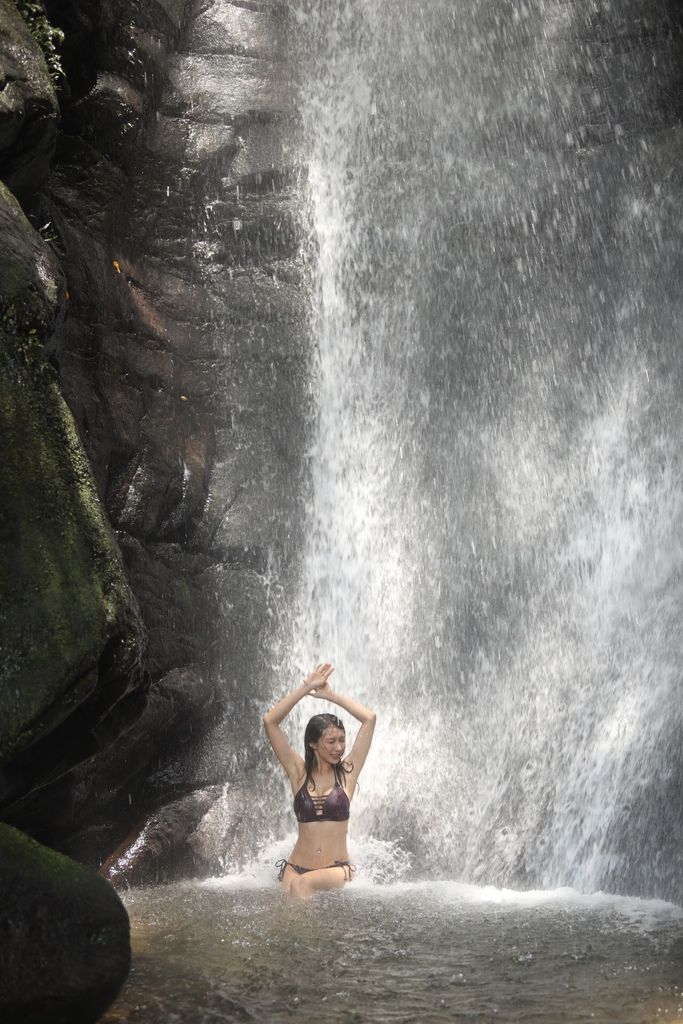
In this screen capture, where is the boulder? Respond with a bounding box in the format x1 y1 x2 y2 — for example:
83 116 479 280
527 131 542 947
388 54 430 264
0 176 61 315
0 824 130 1024
100 786 221 886
0 0 58 205
0 179 147 816
59 664 218 860
98 771 269 885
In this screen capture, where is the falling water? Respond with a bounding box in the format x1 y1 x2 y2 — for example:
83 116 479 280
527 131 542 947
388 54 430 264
281 0 683 899
98 4 683 1021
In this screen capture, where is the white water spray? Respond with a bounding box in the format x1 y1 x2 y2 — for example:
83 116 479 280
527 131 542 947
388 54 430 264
268 0 683 899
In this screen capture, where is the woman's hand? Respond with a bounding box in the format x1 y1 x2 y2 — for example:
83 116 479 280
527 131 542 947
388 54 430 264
304 662 335 698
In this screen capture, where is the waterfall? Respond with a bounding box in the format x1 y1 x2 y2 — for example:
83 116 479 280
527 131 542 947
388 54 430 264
277 0 683 899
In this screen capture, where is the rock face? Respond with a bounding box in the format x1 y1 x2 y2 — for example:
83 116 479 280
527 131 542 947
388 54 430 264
0 309 147 812
0 824 130 1024
98 772 265 885
100 785 221 886
0 0 58 203
0 1 147 837
1 0 308 870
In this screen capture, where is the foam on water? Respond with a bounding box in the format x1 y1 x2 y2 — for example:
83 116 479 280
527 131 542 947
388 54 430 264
199 868 683 934
202 831 683 934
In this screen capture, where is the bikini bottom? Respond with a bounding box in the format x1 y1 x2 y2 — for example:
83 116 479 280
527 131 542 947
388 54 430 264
275 858 355 883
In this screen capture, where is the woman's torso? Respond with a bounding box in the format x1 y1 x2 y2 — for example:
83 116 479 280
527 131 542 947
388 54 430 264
288 773 352 868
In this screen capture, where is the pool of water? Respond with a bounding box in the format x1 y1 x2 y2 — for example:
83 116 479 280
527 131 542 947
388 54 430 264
102 879 683 1024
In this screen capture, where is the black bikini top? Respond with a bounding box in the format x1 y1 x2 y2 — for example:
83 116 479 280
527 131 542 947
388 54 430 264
293 779 350 823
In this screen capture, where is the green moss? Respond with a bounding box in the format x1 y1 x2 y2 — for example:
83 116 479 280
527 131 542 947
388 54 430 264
88 926 115 947
1 293 51 377
0 320 137 764
12 0 64 81
0 824 86 885
0 823 130 1017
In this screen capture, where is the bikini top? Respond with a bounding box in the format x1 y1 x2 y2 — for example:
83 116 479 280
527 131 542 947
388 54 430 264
293 779 350 823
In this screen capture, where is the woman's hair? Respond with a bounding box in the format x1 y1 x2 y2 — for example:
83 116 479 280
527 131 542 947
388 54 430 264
303 713 352 790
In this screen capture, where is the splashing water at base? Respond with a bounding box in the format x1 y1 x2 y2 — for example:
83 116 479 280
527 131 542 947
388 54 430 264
103 880 683 1024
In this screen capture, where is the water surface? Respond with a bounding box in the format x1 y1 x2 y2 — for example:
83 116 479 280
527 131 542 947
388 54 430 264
103 880 683 1024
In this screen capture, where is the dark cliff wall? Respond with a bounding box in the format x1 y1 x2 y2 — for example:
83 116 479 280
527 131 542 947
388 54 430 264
0 0 148 848
1 0 308 870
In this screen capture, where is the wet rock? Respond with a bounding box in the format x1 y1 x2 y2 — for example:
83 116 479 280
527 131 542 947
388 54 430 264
0 182 147 819
85 663 218 798
0 178 61 317
0 824 130 1024
65 71 144 165
0 346 147 811
0 0 306 884
162 51 292 120
0 0 58 205
105 393 214 544
101 786 221 885
99 769 271 885
188 774 266 875
6 662 215 864
26 0 309 859
117 540 215 677
188 0 285 60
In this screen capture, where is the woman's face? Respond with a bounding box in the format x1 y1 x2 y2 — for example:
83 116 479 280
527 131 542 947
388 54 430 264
311 726 346 765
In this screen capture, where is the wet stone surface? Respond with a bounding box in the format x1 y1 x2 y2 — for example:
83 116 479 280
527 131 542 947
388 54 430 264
2 0 309 859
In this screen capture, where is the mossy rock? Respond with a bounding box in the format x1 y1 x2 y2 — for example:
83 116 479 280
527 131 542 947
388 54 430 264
0 177 146 796
0 358 139 761
0 823 130 1023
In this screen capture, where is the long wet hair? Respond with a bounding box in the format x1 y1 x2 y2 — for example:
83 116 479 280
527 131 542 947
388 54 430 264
303 713 353 791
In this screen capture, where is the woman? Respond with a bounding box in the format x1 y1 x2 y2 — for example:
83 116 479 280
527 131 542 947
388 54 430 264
262 662 376 898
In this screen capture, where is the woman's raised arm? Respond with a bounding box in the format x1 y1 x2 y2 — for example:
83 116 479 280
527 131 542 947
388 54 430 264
262 663 335 780
310 675 377 786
